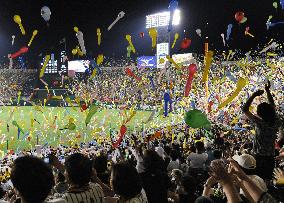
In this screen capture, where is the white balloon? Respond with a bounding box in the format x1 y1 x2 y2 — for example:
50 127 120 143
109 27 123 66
118 11 125 18
108 11 126 31
195 29 201 37
12 35 15 46
76 31 86 55
41 6 51 22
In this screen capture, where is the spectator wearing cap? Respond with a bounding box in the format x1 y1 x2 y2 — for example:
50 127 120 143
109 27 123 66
233 154 267 200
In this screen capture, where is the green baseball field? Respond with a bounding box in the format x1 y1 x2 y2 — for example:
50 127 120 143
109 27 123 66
0 106 183 153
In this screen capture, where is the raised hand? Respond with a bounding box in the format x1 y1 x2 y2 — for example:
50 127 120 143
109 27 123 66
273 168 284 185
209 160 231 185
252 90 264 97
265 80 271 91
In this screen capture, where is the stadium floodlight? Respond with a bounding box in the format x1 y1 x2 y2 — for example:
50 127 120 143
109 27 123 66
146 9 181 29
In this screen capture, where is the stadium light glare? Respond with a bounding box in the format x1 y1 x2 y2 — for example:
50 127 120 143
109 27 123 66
146 9 181 28
172 9 181 26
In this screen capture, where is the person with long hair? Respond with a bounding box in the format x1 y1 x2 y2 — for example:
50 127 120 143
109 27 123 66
242 81 282 180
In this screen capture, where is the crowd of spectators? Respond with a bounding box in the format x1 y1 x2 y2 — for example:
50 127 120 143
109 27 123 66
0 53 283 202
0 69 37 103
0 82 283 202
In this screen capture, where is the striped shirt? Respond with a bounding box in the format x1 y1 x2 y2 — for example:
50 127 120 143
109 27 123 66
118 190 148 203
63 183 105 203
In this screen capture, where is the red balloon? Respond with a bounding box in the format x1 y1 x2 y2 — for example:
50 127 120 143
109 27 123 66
180 38 191 49
112 125 127 148
10 46 29 59
81 104 88 110
235 11 245 22
140 32 144 38
125 68 134 77
208 101 214 113
120 125 127 135
184 64 197 97
125 68 141 81
188 64 197 75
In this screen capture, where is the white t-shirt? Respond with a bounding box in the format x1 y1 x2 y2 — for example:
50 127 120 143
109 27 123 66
187 152 208 169
240 175 267 195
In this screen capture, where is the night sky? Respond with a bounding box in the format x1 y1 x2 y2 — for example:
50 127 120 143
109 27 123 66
0 0 283 65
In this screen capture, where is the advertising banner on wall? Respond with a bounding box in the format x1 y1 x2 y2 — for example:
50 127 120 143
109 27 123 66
137 56 157 68
157 43 169 68
172 53 194 66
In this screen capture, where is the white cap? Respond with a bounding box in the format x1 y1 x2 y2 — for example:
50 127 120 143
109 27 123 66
233 154 256 170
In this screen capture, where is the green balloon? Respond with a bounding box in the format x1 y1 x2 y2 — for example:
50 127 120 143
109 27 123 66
127 46 131 58
184 109 211 129
12 120 25 134
67 123 76 130
127 46 132 52
85 104 98 126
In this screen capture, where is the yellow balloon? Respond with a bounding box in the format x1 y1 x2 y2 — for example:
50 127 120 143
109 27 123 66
97 28 101 46
166 55 180 69
13 15 21 23
97 54 104 65
69 118 74 123
171 33 179 49
72 49 78 55
28 30 38 47
39 55 51 78
13 15 25 35
125 34 136 53
74 26 79 33
148 28 157 48
237 77 247 88
125 34 131 41
218 77 247 109
202 51 214 82
76 46 83 56
159 58 165 64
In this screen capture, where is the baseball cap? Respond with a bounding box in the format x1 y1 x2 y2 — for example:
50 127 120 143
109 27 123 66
233 154 256 170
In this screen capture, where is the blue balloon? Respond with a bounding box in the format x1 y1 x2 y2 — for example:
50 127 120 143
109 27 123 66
89 60 97 68
169 0 178 10
191 100 196 109
226 24 233 41
270 21 284 27
226 71 237 83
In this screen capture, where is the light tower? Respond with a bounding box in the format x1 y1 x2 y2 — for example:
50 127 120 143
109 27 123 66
145 9 180 68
